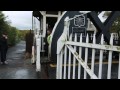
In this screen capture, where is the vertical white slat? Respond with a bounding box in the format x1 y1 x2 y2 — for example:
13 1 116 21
98 34 104 79
118 53 120 79
56 54 60 79
107 34 113 79
31 46 35 64
68 34 72 79
72 33 77 79
58 11 61 20
66 44 98 79
36 36 41 72
63 46 67 79
68 49 71 79
78 34 82 79
60 49 63 79
84 34 89 79
91 34 96 79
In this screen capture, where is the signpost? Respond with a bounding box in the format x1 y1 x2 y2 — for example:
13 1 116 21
50 11 88 62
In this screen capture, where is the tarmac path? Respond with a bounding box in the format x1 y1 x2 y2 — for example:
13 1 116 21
0 41 39 79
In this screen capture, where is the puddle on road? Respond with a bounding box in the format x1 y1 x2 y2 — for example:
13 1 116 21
13 69 37 79
7 57 21 60
14 69 29 79
12 57 21 60
17 49 25 52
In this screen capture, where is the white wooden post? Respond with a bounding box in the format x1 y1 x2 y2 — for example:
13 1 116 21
58 11 61 20
68 34 72 79
84 34 89 79
98 34 104 79
91 34 96 79
72 33 77 79
57 54 60 79
31 46 35 63
107 34 113 79
36 35 41 72
78 34 82 79
118 53 120 79
60 50 63 79
63 46 67 79
56 17 70 79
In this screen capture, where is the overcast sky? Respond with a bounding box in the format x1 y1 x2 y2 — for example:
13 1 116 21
2 11 105 30
3 11 32 30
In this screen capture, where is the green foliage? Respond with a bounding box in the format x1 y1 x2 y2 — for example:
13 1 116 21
0 11 30 46
110 17 120 33
103 11 120 33
18 30 31 40
0 11 8 36
8 27 17 46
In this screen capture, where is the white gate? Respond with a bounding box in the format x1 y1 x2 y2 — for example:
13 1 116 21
56 17 120 79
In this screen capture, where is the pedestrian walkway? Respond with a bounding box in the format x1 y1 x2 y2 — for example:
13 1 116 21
0 41 39 79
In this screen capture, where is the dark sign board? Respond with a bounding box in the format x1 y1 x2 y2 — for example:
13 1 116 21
69 14 87 37
72 27 86 36
51 11 88 62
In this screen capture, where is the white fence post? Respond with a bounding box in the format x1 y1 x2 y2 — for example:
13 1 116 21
56 17 70 79
78 34 82 79
91 34 96 79
68 34 72 79
31 46 35 64
84 34 89 79
63 45 67 79
118 53 120 79
107 34 113 79
57 54 60 79
98 34 104 79
72 33 77 79
59 50 63 79
36 35 41 72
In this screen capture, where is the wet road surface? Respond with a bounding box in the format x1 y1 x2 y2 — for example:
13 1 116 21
0 41 39 79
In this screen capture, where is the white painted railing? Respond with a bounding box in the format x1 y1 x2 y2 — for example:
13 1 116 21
36 34 41 72
31 17 41 72
56 17 120 79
